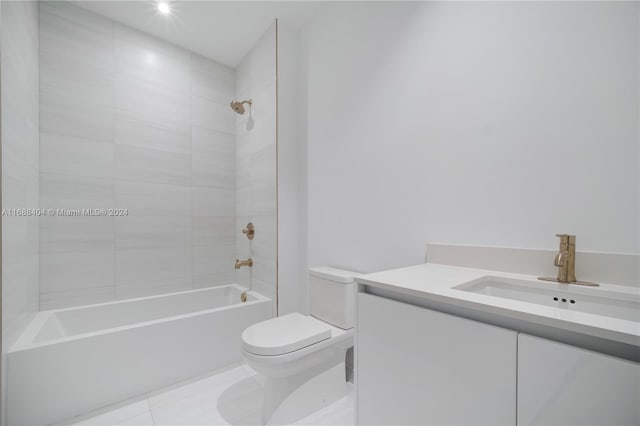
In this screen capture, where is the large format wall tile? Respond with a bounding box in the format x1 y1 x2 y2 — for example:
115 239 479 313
193 271 236 289
36 3 278 311
40 250 115 309
192 54 235 103
39 1 113 65
40 216 114 253
115 75 191 133
2 1 40 354
192 96 235 134
192 127 235 188
38 2 240 309
192 248 237 290
116 216 192 250
192 127 235 153
193 245 236 279
115 247 192 290
193 186 235 217
115 23 191 95
39 1 114 143
115 180 191 216
38 1 116 310
115 117 191 154
115 144 191 186
193 216 236 247
235 153 252 218
3 250 39 330
250 215 277 263
250 145 277 217
40 286 115 311
235 23 278 313
40 173 113 210
115 279 192 301
40 67 114 143
40 133 114 178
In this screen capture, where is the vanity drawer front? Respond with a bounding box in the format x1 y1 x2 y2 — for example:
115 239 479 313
518 334 640 426
357 292 517 426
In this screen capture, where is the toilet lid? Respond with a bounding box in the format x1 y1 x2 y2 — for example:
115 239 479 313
241 313 332 356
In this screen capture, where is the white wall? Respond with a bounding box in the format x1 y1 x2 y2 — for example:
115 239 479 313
277 21 303 315
39 2 237 309
302 2 639 277
235 22 278 314
1 0 40 421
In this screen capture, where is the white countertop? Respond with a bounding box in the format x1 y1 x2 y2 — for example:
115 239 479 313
356 263 640 347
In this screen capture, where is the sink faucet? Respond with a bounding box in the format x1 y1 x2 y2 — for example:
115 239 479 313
553 234 576 283
539 234 598 286
235 258 253 269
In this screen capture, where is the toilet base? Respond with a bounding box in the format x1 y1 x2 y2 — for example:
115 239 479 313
263 362 346 425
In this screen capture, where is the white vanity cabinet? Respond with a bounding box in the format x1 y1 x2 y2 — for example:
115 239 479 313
517 334 640 426
357 292 517 425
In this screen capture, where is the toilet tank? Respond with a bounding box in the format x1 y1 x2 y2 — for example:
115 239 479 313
309 266 359 329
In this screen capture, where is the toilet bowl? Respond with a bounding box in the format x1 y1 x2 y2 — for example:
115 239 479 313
241 267 358 425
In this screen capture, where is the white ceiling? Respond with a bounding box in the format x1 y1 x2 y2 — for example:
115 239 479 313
72 1 326 68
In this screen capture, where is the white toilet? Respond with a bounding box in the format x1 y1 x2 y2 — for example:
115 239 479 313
241 267 357 425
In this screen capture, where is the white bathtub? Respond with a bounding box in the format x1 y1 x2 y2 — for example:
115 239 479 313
7 284 271 426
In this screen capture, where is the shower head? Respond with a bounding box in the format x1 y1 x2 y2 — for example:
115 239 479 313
230 99 252 115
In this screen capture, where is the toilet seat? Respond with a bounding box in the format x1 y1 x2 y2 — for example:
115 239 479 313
241 313 332 356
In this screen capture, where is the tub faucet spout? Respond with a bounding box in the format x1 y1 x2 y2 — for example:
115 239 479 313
235 258 253 269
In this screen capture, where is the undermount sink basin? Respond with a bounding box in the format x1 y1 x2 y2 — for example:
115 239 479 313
454 276 640 322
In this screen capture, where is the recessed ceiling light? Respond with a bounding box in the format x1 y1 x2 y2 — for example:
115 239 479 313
157 2 171 15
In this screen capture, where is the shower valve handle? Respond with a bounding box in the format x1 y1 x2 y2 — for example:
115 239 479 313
242 222 255 240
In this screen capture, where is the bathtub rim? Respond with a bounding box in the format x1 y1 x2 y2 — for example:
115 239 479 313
10 284 271 352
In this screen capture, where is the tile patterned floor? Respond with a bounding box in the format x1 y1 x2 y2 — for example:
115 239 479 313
62 364 354 426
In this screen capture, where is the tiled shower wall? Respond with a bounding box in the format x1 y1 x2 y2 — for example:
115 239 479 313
39 2 237 309
1 1 40 418
235 23 278 312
